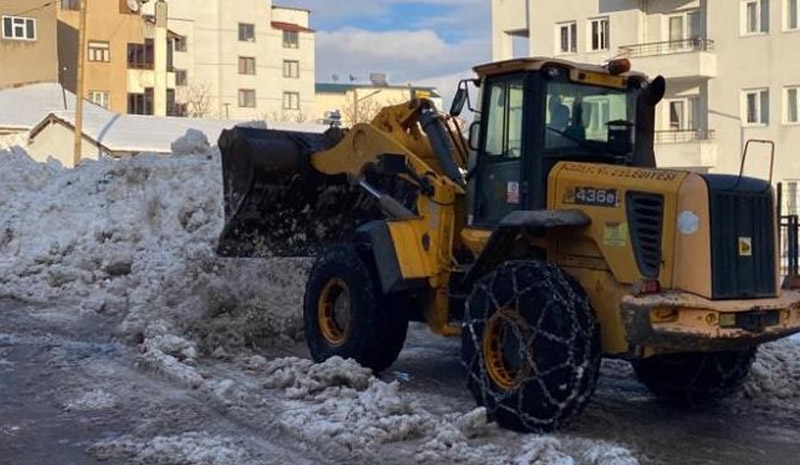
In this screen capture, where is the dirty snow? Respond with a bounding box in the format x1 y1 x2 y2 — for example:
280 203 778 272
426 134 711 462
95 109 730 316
88 432 252 465
64 389 118 411
0 133 308 363
743 338 800 404
263 356 639 465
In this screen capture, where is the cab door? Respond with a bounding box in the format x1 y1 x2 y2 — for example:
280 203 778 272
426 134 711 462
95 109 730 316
472 74 527 226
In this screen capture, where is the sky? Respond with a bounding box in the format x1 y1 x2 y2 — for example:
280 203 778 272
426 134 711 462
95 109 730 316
276 0 492 104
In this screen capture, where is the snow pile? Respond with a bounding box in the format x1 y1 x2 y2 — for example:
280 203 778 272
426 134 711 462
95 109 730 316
263 356 638 465
0 134 307 364
171 129 210 156
88 432 251 465
137 329 204 389
742 338 800 405
265 356 431 450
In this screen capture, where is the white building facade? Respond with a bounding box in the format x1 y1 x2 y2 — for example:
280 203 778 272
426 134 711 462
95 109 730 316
143 0 315 121
492 0 800 190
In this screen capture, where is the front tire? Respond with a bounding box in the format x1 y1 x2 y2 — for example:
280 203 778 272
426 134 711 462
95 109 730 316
461 261 602 432
303 244 408 373
632 349 756 404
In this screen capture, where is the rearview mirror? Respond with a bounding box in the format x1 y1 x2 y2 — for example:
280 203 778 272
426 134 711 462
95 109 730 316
450 87 468 117
643 76 666 106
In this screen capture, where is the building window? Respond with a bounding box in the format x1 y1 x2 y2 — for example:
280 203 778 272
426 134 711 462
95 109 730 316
174 35 187 52
556 21 577 54
238 56 256 75
787 0 799 30
127 39 154 69
665 96 701 131
88 41 110 62
239 89 256 108
743 0 770 34
283 30 299 49
785 86 799 123
283 92 300 110
128 88 154 115
2 16 36 41
175 69 187 87
88 91 110 109
589 17 609 51
283 60 299 78
666 10 702 49
743 88 770 125
60 0 80 10
238 23 255 42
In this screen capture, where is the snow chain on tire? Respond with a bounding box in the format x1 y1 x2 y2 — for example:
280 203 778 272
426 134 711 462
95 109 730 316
461 260 602 432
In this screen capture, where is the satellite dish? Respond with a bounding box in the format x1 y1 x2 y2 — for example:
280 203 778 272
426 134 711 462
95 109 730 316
127 0 141 12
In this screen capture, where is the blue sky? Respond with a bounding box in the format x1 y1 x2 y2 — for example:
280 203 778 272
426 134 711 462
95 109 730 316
276 0 491 100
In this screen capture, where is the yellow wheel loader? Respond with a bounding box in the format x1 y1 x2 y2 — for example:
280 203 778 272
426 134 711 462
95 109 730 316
217 57 800 432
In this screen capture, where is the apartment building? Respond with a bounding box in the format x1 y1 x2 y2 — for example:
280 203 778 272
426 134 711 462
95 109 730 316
0 0 59 88
142 0 316 120
1 0 175 116
492 0 800 187
315 80 442 126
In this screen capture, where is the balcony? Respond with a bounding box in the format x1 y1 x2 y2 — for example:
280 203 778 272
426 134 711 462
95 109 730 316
654 129 718 169
127 69 177 93
619 39 717 80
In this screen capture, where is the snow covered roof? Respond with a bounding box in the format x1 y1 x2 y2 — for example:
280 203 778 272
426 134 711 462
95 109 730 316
29 109 328 154
0 82 83 131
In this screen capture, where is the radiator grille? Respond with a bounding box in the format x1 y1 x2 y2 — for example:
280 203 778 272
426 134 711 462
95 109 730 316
626 192 665 279
709 187 776 299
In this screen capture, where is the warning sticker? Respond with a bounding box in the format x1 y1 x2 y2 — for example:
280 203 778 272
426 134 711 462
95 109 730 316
507 181 520 204
738 237 753 256
603 222 628 247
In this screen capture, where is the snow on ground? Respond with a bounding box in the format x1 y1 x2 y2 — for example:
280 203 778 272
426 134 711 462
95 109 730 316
88 432 253 465
743 338 800 404
261 356 639 465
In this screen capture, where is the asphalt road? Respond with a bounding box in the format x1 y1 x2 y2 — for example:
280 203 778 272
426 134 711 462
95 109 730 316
1 298 799 465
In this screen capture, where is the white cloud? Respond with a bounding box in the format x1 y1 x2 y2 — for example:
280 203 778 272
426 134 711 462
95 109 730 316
316 28 489 103
277 0 491 103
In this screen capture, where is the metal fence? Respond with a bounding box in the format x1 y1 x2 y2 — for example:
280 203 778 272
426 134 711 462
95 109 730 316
778 182 800 276
619 38 715 58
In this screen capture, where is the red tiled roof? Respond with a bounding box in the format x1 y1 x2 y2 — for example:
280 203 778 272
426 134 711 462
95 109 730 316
271 21 314 33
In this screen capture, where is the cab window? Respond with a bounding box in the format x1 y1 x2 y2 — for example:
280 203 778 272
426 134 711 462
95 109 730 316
484 79 525 158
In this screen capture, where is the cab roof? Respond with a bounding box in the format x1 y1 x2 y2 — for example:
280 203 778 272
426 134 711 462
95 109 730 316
473 57 648 80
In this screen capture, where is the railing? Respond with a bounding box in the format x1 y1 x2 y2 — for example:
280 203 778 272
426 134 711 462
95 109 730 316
778 183 800 276
619 38 715 58
654 129 715 144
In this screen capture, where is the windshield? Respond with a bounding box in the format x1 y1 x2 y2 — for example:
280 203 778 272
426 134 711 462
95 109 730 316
545 82 633 151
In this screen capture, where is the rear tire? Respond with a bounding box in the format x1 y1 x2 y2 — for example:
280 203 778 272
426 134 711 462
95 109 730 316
461 261 602 432
632 349 756 404
304 244 408 373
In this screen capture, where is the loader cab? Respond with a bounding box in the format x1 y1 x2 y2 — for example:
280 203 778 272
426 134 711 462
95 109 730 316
464 58 663 228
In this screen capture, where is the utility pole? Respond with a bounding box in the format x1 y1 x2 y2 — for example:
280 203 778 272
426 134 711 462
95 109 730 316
73 0 89 167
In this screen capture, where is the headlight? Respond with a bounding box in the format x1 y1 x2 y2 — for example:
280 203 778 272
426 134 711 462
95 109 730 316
677 211 700 235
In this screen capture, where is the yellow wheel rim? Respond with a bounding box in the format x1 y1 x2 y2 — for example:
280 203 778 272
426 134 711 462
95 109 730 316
317 278 351 346
482 310 527 391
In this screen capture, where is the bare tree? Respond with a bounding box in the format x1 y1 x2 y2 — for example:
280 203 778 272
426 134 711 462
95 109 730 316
176 83 215 118
340 97 383 126
293 108 309 123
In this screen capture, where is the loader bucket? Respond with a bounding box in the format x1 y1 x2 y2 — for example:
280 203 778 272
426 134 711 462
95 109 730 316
216 126 380 257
